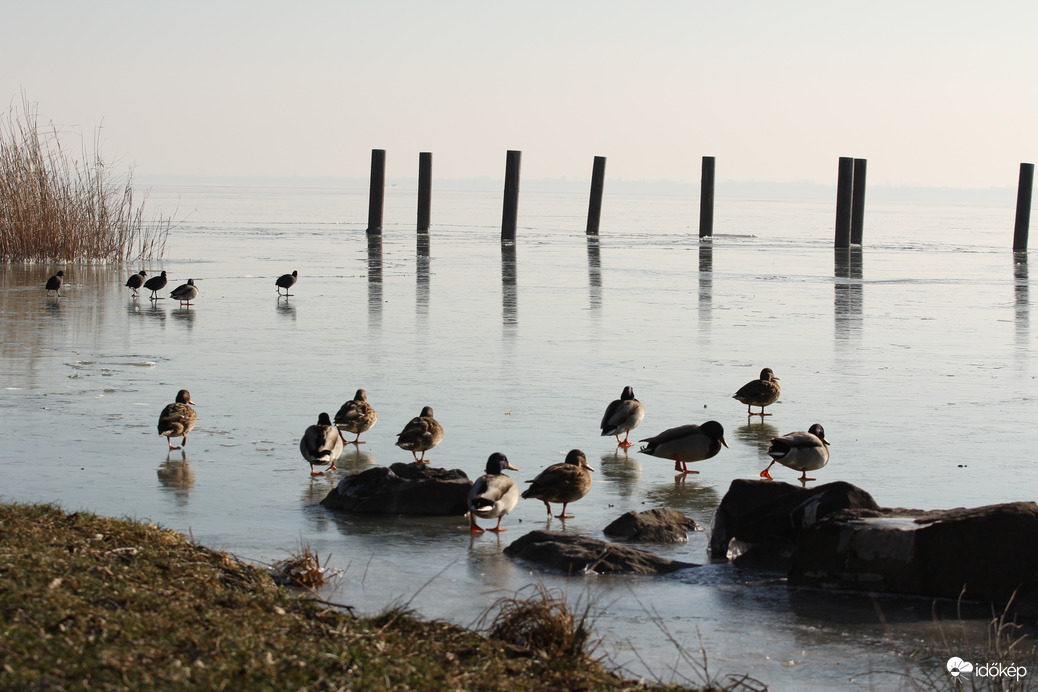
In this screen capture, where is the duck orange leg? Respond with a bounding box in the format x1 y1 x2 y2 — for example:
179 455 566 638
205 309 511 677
555 503 574 519
760 461 776 480
674 460 699 474
798 469 815 482
488 517 507 532
469 515 485 534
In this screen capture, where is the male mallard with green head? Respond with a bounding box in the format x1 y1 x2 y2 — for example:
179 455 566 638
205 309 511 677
300 412 344 476
600 385 645 448
638 420 728 474
761 423 830 482
468 452 519 533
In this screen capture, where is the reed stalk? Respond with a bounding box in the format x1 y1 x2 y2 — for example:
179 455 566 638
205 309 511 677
0 97 170 263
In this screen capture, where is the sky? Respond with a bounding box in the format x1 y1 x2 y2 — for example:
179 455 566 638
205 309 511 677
3 1 1037 189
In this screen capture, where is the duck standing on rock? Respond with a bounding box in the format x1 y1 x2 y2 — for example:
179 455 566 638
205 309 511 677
468 452 519 533
334 388 377 444
521 449 594 519
300 412 344 476
638 420 728 474
600 385 645 449
157 389 197 450
395 406 443 463
732 367 781 417
170 278 198 307
276 270 298 296
144 270 168 300
761 423 830 482
125 270 147 296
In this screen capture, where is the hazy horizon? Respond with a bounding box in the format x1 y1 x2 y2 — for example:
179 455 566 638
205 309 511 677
4 2 1037 192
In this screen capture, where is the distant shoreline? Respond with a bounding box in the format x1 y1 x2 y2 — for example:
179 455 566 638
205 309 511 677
134 173 1019 204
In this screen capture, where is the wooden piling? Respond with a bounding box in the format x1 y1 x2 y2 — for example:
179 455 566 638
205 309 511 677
699 156 715 238
501 150 521 241
851 158 867 245
834 157 853 248
417 152 432 233
366 149 386 235
586 156 607 235
1014 162 1034 251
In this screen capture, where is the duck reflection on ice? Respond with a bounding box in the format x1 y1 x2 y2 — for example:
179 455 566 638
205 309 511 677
157 450 194 506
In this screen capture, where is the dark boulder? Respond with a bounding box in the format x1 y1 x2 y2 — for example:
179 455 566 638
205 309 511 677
603 508 701 543
321 462 471 515
504 530 697 575
789 501 1038 617
709 479 879 564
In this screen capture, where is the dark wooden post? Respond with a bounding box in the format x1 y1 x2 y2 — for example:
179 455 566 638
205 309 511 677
501 150 521 241
366 149 386 235
834 157 853 248
586 156 606 235
417 152 432 233
851 158 867 245
1014 162 1034 251
699 156 715 238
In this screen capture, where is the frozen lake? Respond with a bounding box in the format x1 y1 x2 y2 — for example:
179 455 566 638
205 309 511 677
1 183 1035 689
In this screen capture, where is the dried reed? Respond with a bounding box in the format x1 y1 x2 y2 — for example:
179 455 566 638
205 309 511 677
0 97 171 263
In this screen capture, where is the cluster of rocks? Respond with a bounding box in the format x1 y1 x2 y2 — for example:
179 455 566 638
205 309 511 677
320 462 1038 617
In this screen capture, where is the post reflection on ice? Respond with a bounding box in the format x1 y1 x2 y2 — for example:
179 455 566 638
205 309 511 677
586 235 602 312
367 233 383 326
834 246 863 339
501 240 517 327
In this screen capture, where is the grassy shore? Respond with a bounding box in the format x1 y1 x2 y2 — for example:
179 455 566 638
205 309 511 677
0 502 710 691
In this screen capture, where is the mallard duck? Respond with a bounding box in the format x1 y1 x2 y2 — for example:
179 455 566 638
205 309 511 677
276 270 298 296
733 367 781 416
600 385 646 448
395 405 443 463
521 449 594 519
45 270 64 297
638 420 728 474
334 388 378 444
157 389 197 450
761 423 830 482
468 452 519 533
125 270 147 296
170 279 198 307
300 412 344 476
144 270 168 299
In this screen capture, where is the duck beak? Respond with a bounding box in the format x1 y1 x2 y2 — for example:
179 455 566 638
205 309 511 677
821 437 831 446
506 462 518 471
720 436 729 448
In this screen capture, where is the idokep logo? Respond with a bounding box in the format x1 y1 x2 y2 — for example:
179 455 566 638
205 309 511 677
947 656 1028 681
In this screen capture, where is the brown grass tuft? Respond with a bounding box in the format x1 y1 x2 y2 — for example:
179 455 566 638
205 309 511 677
481 583 595 660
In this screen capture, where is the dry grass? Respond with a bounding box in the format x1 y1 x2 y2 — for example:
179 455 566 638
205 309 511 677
0 97 170 263
0 502 701 691
480 583 595 660
271 540 332 589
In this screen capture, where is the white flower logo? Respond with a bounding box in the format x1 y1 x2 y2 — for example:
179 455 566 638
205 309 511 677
947 657 974 677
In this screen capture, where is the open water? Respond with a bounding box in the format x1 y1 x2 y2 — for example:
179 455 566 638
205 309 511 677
1 183 1035 689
